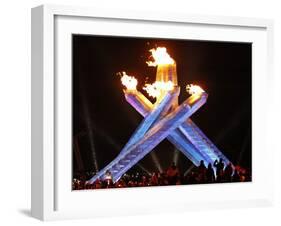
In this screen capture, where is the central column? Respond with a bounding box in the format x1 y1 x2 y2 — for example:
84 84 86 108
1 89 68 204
156 63 177 85
155 62 178 108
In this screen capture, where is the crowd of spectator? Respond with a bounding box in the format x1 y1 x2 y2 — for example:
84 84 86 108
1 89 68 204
72 159 251 190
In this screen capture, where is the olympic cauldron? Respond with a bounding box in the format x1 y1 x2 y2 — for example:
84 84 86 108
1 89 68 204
88 47 231 183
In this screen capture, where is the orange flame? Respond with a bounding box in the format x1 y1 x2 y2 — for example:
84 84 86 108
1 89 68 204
120 72 138 90
143 81 174 98
146 47 175 67
186 84 204 95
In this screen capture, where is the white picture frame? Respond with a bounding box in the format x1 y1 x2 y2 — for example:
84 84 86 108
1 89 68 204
31 4 274 221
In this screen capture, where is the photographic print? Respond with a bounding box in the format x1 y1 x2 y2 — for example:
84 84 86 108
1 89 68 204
72 35 252 190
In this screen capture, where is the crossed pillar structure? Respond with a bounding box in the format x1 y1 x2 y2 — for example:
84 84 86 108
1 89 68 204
88 59 231 184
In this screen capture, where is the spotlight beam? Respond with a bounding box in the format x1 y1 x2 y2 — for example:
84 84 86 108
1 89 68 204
150 151 163 173
173 148 180 166
237 127 251 165
137 163 151 175
83 103 99 172
184 165 195 177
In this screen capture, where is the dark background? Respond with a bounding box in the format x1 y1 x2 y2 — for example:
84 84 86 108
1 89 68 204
72 35 252 176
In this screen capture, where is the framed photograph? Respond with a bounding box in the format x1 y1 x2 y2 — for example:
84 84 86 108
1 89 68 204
31 4 274 221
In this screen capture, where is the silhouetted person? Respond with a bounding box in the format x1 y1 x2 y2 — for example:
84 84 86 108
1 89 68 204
198 160 207 182
224 163 233 182
188 171 197 184
214 158 225 182
232 169 240 182
198 160 207 171
104 170 113 187
166 162 179 185
206 163 215 183
151 172 159 186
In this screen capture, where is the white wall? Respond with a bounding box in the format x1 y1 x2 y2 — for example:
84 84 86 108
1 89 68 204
0 0 280 225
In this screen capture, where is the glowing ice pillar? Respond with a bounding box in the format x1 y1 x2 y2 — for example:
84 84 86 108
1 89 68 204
89 89 179 183
88 92 207 183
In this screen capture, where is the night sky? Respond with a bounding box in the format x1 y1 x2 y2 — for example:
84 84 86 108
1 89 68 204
72 35 252 176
